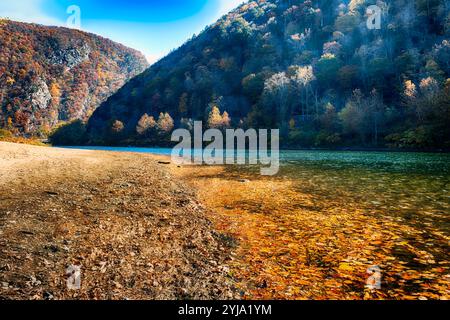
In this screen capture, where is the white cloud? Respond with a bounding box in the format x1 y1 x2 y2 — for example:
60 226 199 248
0 0 63 26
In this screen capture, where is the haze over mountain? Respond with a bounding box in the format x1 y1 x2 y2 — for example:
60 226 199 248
0 20 148 136
82 0 449 149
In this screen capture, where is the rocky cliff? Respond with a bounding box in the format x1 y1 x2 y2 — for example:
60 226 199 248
0 20 149 136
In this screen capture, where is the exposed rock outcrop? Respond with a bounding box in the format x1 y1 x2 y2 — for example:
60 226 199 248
30 79 52 110
0 20 149 136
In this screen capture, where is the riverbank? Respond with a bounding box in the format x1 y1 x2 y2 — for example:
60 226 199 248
1 143 448 300
66 142 450 154
0 142 236 300
0 133 47 147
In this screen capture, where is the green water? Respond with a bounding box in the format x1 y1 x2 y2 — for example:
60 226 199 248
235 151 450 235
66 147 450 234
228 150 450 289
54 147 450 297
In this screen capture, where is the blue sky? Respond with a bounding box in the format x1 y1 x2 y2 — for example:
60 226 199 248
0 0 244 64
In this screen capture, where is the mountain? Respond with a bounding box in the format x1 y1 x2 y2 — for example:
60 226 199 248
85 0 449 149
0 19 148 136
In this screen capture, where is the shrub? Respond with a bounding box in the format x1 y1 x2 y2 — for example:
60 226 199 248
49 120 87 146
0 129 13 139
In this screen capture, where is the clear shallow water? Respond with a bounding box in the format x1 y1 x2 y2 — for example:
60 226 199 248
61 147 449 298
61 146 175 156
280 150 450 175
62 146 450 232
61 146 450 173
233 150 450 236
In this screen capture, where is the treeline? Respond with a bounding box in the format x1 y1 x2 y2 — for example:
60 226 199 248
77 0 448 149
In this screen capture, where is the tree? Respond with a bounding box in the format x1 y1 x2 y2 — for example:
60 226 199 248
222 111 231 128
264 72 291 127
316 54 341 88
112 120 124 133
180 118 194 131
49 82 61 100
323 41 342 56
367 58 393 92
289 118 296 129
403 80 417 101
49 120 86 146
207 105 230 129
433 40 450 72
6 76 15 86
337 65 359 91
242 73 264 103
291 65 317 117
320 103 339 132
335 14 359 33
136 113 156 136
402 80 419 118
339 90 368 143
178 93 188 116
367 90 386 145
339 89 386 145
157 112 174 133
226 16 252 43
6 117 13 130
348 0 366 13
208 106 223 129
416 77 440 122
425 59 445 83
420 77 439 99
0 128 12 139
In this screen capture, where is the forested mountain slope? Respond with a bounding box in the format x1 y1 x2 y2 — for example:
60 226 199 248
86 0 449 149
0 20 148 136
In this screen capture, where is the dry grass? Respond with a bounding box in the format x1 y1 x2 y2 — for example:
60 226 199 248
0 136 47 146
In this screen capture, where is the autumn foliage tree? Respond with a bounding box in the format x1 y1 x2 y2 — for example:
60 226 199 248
207 106 231 130
157 112 174 134
136 113 156 136
0 20 148 137
84 0 449 149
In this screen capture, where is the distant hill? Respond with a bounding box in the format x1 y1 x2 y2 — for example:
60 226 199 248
85 0 449 149
0 20 148 136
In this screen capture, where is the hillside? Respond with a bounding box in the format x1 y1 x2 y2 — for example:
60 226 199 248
0 20 148 136
84 0 449 149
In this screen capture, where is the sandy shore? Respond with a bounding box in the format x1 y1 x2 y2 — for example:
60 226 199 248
0 142 236 300
1 142 448 300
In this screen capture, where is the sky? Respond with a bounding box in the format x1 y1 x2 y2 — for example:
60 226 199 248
0 0 245 64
